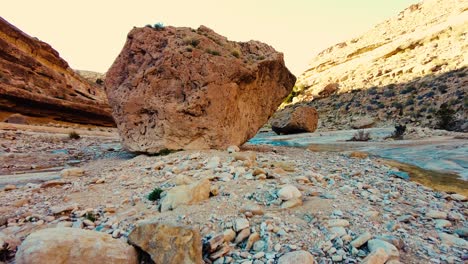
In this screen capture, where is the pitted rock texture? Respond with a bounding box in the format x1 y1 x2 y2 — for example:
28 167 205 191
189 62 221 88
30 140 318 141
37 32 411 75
105 25 295 153
0 17 114 126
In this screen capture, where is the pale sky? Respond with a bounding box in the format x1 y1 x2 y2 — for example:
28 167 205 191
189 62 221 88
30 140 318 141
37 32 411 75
3 0 418 75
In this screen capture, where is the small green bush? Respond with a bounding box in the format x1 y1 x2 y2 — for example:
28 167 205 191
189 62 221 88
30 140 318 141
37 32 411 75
85 212 97 222
391 102 403 108
231 50 240 58
206 49 220 56
437 84 448 94
435 103 456 130
367 87 378 95
400 85 416 94
148 188 164 201
383 90 395 97
405 98 415 106
386 124 406 140
69 131 80 140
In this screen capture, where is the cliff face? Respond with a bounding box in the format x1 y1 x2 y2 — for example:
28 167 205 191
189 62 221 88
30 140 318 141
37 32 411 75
296 0 467 99
290 0 467 131
0 17 114 126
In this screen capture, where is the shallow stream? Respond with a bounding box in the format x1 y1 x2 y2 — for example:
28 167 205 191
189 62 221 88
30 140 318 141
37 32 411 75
249 128 468 195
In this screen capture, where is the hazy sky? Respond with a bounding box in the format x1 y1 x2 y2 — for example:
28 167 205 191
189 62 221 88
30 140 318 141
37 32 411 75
3 0 418 75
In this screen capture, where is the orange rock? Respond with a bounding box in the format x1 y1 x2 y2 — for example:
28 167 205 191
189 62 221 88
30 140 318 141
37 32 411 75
0 17 113 126
105 25 295 153
350 151 369 159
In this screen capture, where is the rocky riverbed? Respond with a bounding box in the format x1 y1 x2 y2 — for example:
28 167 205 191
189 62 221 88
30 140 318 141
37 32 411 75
1 125 467 263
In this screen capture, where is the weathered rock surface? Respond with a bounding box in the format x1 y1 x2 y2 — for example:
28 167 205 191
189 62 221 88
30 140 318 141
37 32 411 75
15 227 138 264
160 178 211 212
271 106 318 134
105 25 295 153
128 220 202 264
0 17 114 126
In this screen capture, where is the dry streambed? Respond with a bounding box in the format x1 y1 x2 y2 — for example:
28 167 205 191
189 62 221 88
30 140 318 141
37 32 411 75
1 136 467 263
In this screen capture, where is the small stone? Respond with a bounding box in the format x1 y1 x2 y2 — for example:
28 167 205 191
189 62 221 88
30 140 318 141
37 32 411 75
253 240 266 252
274 243 281 252
206 157 221 169
277 250 314 264
449 193 466 201
234 218 250 232
227 145 240 153
330 227 347 237
60 168 85 177
245 233 260 251
361 248 389 264
327 219 350 227
240 204 265 216
4 184 16 191
210 244 231 260
425 210 447 219
281 197 302 209
235 228 251 244
351 232 372 248
367 239 399 259
112 229 120 238
223 229 236 242
434 219 452 229
83 219 95 227
454 227 468 238
332 255 343 262
277 185 302 201
438 232 468 247
253 252 265 259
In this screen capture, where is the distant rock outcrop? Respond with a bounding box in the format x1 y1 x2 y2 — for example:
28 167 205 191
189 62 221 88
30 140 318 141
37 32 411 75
290 0 467 130
0 17 114 126
271 106 318 134
105 25 295 153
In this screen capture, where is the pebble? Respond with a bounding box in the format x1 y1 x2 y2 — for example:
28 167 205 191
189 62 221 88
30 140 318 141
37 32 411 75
425 210 447 219
351 232 372 248
234 218 250 232
277 185 302 201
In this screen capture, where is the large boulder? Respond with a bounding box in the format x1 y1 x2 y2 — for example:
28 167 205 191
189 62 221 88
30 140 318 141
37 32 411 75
271 106 318 134
128 220 203 264
105 25 295 153
15 227 138 264
0 17 114 126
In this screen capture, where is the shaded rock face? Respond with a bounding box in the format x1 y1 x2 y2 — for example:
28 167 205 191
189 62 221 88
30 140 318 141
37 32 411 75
128 220 203 264
0 17 114 126
15 227 138 264
271 106 318 135
105 25 295 153
3 113 28 124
